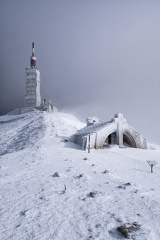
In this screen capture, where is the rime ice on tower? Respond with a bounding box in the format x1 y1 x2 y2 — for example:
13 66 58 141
25 42 41 107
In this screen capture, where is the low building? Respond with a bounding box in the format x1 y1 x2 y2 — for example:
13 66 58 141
72 113 147 150
42 99 58 112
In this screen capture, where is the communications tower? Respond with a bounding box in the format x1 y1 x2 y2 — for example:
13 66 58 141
25 42 41 107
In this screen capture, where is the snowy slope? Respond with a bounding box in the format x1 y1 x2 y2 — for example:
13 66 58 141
0 110 160 240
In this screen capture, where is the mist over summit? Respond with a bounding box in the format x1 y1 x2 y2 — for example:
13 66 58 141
1 1 160 143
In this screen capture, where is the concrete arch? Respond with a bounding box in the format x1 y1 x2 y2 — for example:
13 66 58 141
103 131 117 147
102 130 138 148
123 131 137 148
95 122 117 148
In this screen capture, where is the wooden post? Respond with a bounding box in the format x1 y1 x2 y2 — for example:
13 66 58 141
151 164 153 173
88 134 90 153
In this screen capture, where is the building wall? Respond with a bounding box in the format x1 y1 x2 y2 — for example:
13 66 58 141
74 113 147 150
25 68 41 107
75 134 85 146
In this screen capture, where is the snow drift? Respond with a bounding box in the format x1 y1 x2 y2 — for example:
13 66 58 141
0 110 160 240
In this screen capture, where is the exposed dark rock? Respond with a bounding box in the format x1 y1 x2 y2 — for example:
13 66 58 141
87 191 98 198
19 209 28 216
51 172 60 177
75 174 84 179
95 223 101 228
117 182 131 189
124 182 131 186
102 170 109 174
117 222 141 238
117 185 126 189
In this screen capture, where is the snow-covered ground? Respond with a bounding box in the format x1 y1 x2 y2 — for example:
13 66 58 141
0 109 160 240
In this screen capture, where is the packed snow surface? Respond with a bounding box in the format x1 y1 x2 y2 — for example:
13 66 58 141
0 109 160 240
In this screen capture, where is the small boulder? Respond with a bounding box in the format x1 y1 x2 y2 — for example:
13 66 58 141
75 174 84 179
87 191 97 198
117 222 141 238
51 172 60 178
102 170 109 174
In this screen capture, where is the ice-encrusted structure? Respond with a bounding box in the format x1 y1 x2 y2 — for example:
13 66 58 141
72 113 147 150
25 42 41 108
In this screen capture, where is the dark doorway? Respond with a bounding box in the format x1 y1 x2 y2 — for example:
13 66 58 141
108 134 112 144
104 132 116 147
123 132 137 148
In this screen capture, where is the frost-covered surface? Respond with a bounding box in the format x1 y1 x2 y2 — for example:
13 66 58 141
75 121 109 135
0 110 160 240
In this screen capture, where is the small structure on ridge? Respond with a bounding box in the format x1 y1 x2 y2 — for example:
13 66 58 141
72 113 147 150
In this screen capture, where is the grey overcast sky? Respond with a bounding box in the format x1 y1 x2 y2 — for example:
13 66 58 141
0 0 160 143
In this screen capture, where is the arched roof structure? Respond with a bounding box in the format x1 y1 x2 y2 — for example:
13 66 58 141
73 113 147 150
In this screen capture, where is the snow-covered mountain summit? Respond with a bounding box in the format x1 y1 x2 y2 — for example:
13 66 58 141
0 109 160 240
0 109 85 156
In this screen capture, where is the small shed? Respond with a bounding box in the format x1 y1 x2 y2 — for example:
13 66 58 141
72 113 147 150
